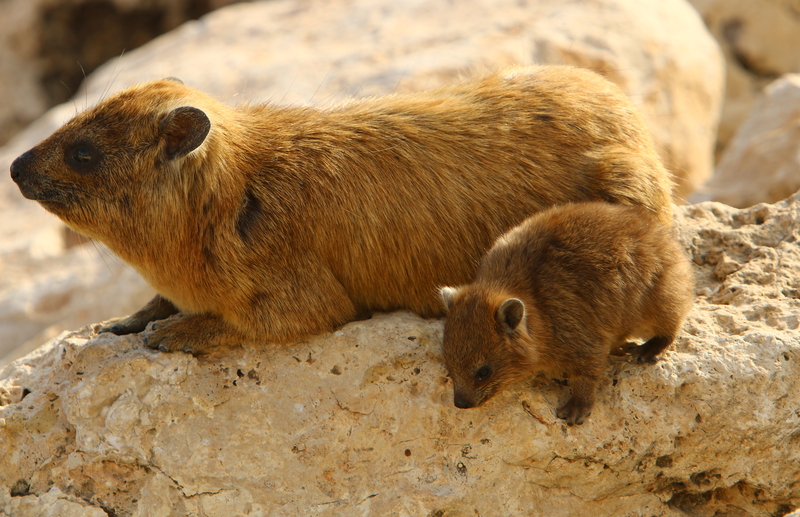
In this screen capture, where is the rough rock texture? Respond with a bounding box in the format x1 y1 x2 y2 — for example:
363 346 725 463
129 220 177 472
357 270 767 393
0 0 242 146
0 0 724 365
688 0 800 157
2 194 799 517
698 74 800 209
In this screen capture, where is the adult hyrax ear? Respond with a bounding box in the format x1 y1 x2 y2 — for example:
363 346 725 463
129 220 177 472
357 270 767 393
439 286 460 312
159 106 211 160
496 298 526 334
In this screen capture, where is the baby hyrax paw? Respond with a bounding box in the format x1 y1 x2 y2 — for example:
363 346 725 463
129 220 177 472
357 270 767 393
556 397 592 426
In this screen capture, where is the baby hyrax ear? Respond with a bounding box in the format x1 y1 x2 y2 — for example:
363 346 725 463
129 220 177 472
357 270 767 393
439 286 461 312
159 106 211 160
496 298 526 334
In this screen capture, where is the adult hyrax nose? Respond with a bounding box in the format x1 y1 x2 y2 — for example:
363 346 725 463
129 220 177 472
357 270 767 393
10 151 35 184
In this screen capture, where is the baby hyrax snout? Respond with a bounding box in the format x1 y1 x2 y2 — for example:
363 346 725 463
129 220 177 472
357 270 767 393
439 202 694 425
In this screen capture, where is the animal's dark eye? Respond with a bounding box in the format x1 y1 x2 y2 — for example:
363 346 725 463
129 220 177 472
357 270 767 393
66 141 100 172
475 365 493 382
73 148 92 163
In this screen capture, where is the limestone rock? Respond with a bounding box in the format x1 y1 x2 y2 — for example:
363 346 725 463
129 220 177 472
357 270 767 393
698 74 800 208
0 0 724 365
2 193 799 516
687 0 800 157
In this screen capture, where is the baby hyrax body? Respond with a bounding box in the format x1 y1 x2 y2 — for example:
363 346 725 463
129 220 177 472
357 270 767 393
11 65 675 354
440 202 694 425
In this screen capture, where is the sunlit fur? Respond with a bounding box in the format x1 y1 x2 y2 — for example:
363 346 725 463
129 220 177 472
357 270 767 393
11 66 675 353
441 202 694 424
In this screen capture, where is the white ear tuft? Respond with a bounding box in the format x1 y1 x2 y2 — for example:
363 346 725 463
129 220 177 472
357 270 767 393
439 286 460 312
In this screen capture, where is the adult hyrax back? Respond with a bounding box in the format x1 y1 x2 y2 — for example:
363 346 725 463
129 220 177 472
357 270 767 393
440 202 694 425
10 66 674 354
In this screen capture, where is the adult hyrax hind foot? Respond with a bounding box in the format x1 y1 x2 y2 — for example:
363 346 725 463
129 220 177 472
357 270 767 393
143 314 246 355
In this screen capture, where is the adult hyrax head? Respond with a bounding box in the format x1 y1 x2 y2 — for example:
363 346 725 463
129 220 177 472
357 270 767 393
10 78 215 244
440 202 694 425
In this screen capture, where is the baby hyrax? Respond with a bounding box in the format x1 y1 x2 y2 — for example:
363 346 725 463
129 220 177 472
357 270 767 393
440 202 694 425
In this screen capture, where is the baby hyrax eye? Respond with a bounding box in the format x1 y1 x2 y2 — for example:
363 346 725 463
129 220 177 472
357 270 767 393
475 364 493 383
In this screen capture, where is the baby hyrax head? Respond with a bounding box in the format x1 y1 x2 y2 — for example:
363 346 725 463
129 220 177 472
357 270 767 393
9 78 214 241
439 286 535 409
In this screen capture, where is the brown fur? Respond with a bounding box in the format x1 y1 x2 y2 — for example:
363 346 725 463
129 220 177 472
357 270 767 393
440 202 694 425
10 66 674 354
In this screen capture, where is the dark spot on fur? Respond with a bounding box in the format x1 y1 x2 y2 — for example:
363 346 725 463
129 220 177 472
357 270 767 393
250 291 269 310
201 224 216 265
202 246 214 264
236 189 264 242
120 193 133 212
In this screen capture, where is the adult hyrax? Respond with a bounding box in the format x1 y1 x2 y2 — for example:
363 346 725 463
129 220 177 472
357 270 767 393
440 202 694 425
11 66 674 354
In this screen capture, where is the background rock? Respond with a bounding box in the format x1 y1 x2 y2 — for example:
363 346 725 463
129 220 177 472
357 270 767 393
698 74 800 208
0 0 724 366
0 0 243 147
1 193 799 516
687 0 800 158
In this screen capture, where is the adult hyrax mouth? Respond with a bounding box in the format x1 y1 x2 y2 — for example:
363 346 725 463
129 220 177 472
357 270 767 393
10 154 72 209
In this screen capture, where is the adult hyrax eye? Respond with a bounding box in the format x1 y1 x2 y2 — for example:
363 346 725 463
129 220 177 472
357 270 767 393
66 141 101 172
475 364 493 383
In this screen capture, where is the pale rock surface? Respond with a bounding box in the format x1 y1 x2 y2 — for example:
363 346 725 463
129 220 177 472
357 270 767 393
0 0 724 365
687 0 800 157
698 74 800 208
1 194 799 517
